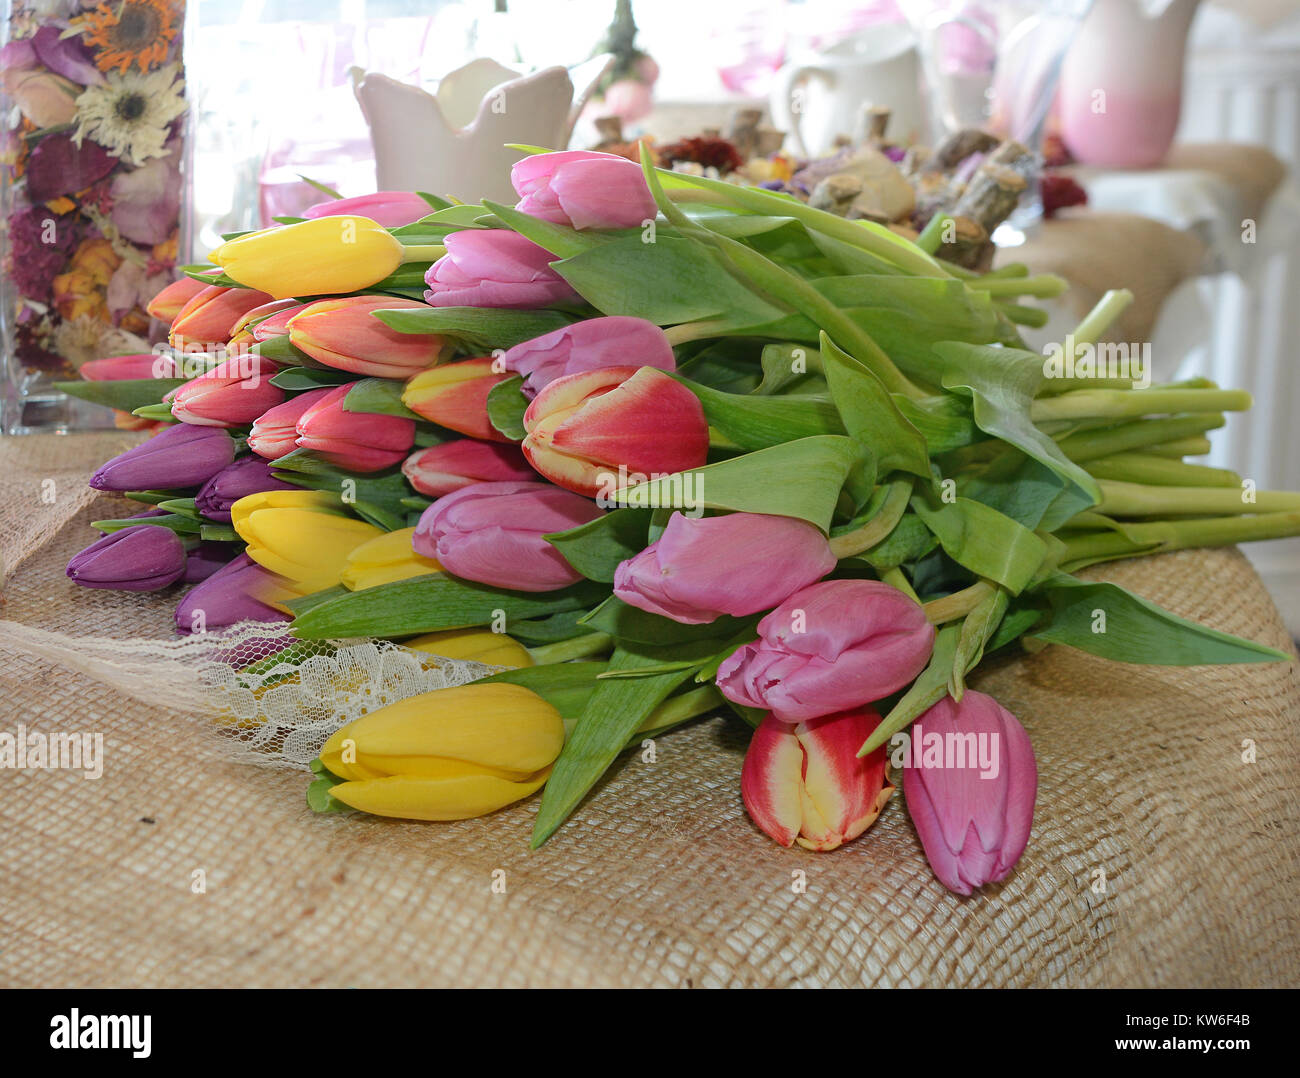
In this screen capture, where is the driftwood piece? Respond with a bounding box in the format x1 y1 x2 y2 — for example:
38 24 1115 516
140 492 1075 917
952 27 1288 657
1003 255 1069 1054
936 214 992 271
923 128 1000 173
954 161 1028 233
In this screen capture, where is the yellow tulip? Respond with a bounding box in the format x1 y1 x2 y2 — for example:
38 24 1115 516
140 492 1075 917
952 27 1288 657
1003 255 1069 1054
232 492 382 594
320 683 564 820
229 488 345 529
340 527 441 590
404 628 534 668
207 216 405 300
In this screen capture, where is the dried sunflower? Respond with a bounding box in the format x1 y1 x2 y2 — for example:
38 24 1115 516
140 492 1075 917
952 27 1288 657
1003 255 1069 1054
79 0 180 74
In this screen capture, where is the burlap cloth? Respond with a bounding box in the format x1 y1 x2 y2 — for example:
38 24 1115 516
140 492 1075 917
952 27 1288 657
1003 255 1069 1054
1 433 1297 988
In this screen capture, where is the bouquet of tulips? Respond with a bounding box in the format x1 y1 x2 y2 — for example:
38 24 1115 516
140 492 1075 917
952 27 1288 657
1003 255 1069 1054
59 148 1300 896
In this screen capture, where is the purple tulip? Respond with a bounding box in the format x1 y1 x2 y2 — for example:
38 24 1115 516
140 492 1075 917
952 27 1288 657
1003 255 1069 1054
183 543 235 584
423 230 579 310
902 691 1038 896
614 512 836 625
195 456 297 523
66 525 187 592
413 480 603 592
716 580 935 723
90 424 236 493
174 553 291 635
303 191 431 228
501 316 675 398
511 150 658 230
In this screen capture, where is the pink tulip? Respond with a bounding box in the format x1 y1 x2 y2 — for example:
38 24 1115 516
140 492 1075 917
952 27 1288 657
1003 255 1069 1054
501 316 675 398
902 691 1037 896
742 707 894 851
229 298 302 341
303 191 431 228
717 580 935 724
423 230 579 309
413 480 603 592
402 440 535 497
169 285 274 348
522 366 708 498
81 353 180 381
288 296 450 378
166 355 285 428
614 512 836 625
295 382 415 473
511 150 658 230
146 277 208 323
247 387 335 460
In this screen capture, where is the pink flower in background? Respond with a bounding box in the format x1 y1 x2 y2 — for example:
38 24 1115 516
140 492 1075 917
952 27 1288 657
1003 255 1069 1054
107 261 172 323
110 156 183 245
512 151 657 231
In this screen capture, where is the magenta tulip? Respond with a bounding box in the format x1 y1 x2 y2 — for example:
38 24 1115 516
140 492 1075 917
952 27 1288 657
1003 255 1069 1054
295 382 415 473
413 480 603 592
902 691 1038 896
500 316 675 398
401 440 535 497
614 512 835 624
742 707 894 851
512 150 658 230
246 387 333 461
522 366 708 498
303 191 431 228
423 230 579 309
166 354 285 427
195 456 297 522
716 580 935 723
174 552 291 634
90 423 236 491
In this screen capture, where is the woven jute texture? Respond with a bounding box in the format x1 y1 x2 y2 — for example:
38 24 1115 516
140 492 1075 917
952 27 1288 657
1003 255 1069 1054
1 434 1297 988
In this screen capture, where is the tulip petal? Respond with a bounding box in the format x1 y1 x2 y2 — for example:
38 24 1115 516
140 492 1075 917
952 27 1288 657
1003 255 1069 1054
328 768 550 821
740 717 805 847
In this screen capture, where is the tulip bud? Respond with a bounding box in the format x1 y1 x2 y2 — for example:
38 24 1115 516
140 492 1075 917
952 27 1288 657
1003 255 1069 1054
207 216 405 300
90 423 236 492
902 691 1037 896
501 316 675 398
166 354 285 427
742 707 895 851
340 526 441 590
401 439 534 497
320 683 565 820
174 552 292 634
66 524 187 592
229 298 302 342
287 296 451 379
522 366 708 498
232 489 383 593
146 276 207 322
295 382 416 473
194 456 297 523
81 352 179 381
168 285 274 348
246 386 334 460
717 580 935 724
402 357 512 442
183 542 233 584
423 229 579 309
511 150 658 230
413 480 603 592
403 628 534 668
614 511 835 624
303 191 432 228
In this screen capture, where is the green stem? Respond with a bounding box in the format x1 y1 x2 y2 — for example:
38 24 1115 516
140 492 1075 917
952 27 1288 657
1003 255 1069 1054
1070 288 1134 348
1096 480 1300 517
663 318 735 346
665 176 951 279
1086 454 1239 488
1031 388 1251 422
1061 511 1300 567
828 479 912 558
399 244 445 262
1145 437 1213 458
881 566 920 603
967 274 1068 298
1054 414 1226 463
922 580 995 625
527 632 613 664
632 685 725 740
996 302 1050 328
915 212 950 255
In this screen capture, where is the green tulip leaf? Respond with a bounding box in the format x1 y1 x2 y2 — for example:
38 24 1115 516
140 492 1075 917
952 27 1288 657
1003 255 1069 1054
343 378 423 421
373 306 574 350
481 200 617 258
677 376 844 451
268 366 352 391
580 595 758 647
911 491 1048 595
545 507 654 583
479 662 606 724
53 378 186 414
485 376 529 441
